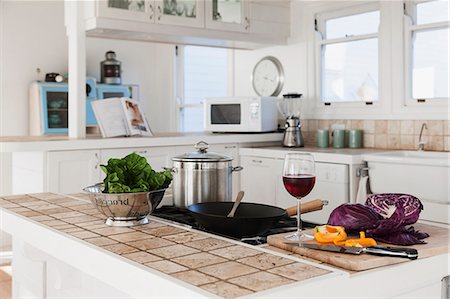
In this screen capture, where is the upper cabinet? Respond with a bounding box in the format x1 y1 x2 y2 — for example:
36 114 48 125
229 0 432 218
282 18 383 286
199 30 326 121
84 0 290 49
205 0 249 32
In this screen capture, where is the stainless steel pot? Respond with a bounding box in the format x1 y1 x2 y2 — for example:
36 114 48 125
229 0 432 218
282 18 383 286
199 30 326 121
172 141 243 207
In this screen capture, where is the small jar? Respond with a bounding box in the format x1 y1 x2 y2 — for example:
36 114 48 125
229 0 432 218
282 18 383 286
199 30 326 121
317 129 329 148
348 129 363 148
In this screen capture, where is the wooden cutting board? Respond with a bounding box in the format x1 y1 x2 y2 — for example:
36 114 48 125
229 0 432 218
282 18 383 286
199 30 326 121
267 223 449 272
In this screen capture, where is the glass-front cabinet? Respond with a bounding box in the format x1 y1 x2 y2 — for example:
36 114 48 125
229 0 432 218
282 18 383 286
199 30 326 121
205 0 249 32
97 0 205 27
98 0 152 22
155 0 204 27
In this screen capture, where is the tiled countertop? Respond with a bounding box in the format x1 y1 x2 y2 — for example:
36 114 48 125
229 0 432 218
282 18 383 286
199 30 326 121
0 193 335 298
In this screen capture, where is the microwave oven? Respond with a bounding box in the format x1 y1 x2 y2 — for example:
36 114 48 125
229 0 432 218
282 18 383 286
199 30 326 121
29 79 138 136
204 97 278 133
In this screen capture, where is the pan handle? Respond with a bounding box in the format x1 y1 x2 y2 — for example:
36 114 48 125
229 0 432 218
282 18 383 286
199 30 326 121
286 199 328 216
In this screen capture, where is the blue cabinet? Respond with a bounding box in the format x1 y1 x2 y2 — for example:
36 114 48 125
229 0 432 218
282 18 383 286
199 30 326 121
29 79 136 136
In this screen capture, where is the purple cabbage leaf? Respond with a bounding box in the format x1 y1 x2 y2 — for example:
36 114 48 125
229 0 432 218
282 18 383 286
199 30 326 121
327 194 428 246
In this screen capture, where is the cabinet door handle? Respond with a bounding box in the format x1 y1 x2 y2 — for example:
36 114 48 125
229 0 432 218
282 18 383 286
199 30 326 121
244 17 250 30
157 5 162 21
94 153 99 170
149 4 154 20
134 150 148 155
225 145 237 149
252 159 262 164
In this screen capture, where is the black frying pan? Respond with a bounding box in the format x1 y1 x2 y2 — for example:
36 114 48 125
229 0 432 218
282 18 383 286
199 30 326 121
187 202 288 238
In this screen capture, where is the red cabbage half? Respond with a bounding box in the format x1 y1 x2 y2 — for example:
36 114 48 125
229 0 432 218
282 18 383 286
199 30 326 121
327 194 428 246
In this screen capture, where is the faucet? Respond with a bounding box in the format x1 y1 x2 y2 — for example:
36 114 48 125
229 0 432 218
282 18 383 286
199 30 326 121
418 123 428 151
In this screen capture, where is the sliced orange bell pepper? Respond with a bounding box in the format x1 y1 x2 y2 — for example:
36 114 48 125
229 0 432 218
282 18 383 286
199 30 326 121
314 225 347 243
333 231 377 247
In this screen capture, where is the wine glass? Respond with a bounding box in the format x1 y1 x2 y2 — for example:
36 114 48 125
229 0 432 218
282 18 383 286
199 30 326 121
283 153 316 241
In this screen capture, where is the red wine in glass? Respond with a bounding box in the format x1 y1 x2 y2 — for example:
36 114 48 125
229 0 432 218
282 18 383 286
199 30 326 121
283 175 316 198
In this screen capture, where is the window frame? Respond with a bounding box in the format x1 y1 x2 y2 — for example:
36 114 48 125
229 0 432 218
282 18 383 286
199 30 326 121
314 3 382 108
175 45 233 132
403 0 450 107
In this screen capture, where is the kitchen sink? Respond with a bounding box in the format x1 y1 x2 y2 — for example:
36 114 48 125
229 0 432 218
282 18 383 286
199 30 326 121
362 150 450 224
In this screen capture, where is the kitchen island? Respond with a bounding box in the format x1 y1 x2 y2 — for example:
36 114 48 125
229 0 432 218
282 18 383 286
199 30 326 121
1 192 448 298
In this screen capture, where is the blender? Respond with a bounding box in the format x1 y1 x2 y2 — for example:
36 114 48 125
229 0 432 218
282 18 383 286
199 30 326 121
278 93 304 147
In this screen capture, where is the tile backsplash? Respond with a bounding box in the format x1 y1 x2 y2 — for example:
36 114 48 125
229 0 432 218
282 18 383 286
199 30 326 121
301 119 450 152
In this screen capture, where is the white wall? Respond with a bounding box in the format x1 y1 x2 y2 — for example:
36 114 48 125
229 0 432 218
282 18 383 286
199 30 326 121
0 0 175 137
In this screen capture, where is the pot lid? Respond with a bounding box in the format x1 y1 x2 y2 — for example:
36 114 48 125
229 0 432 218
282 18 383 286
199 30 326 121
172 141 232 162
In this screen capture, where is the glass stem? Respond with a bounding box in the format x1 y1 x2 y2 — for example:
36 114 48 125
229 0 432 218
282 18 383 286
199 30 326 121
296 197 302 236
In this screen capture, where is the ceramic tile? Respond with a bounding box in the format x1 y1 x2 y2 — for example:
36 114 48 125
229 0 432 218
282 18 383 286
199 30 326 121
162 231 209 244
40 219 68 227
82 209 103 216
318 120 329 130
58 200 90 208
400 135 415 150
171 270 218 286
142 226 186 237
172 252 227 269
444 136 450 151
351 120 364 130
8 207 30 212
228 271 294 292
29 193 64 200
200 281 253 299
133 221 167 230
363 134 374 148
21 200 52 207
444 120 450 136
51 224 77 230
267 263 330 281
69 230 100 239
9 196 39 204
29 203 59 211
375 120 388 134
237 253 293 270
147 244 200 259
400 120 414 135
36 207 73 215
102 243 139 255
198 261 258 280
308 120 318 132
0 202 20 208
62 227 85 233
387 134 401 150
128 237 175 251
109 231 154 243
29 215 53 221
1 194 31 200
72 204 97 211
363 120 375 134
84 236 118 247
64 215 101 225
51 211 85 219
145 260 187 274
91 226 135 236
374 134 388 149
122 251 162 264
44 197 79 204
184 237 234 251
387 120 400 134
76 220 107 229
16 210 42 217
209 245 261 260
262 245 293 255
427 135 444 151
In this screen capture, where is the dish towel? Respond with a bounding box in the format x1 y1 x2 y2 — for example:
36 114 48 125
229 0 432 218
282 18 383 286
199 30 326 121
356 176 369 203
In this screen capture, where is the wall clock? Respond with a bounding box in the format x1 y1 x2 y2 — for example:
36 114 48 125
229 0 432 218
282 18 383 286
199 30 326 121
252 56 284 97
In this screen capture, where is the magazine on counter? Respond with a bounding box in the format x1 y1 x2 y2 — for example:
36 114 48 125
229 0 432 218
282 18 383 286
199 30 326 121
91 97 152 138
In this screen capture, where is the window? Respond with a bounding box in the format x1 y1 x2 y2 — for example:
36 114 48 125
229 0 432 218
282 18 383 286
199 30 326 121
405 0 449 103
316 6 380 104
176 45 229 132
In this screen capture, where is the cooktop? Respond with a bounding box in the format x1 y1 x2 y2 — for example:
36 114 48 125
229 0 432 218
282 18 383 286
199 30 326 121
152 206 318 245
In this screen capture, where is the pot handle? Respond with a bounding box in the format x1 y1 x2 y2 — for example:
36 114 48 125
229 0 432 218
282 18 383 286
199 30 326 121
194 141 209 153
163 167 176 173
232 166 243 172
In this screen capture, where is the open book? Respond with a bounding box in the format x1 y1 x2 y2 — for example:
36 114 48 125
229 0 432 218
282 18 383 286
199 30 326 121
91 97 152 138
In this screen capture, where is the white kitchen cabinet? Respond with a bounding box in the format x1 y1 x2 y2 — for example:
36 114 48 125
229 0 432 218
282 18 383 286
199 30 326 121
47 150 101 194
205 0 249 32
240 154 349 224
240 156 278 206
84 0 289 48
